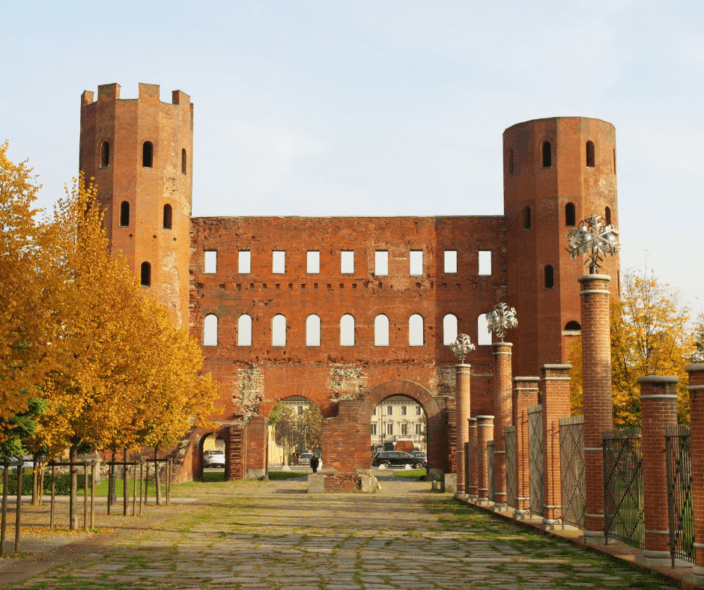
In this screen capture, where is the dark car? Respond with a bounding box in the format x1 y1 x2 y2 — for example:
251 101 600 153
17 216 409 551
411 450 427 461
372 451 426 469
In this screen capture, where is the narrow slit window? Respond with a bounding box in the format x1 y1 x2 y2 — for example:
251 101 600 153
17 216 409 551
542 141 552 168
142 141 153 168
444 250 457 274
239 251 251 274
272 251 285 274
306 314 321 347
181 149 187 175
523 206 531 230
272 314 286 346
163 204 172 229
613 149 617 174
410 250 423 276
375 251 388 276
238 314 252 346
544 265 554 289
203 314 218 346
119 201 130 227
477 314 492 345
100 142 110 167
565 203 576 226
508 148 514 175
478 251 492 276
140 262 151 287
341 251 354 274
443 314 458 345
409 314 424 346
307 251 320 274
374 314 389 346
605 206 612 225
586 141 595 167
340 314 355 346
204 251 217 274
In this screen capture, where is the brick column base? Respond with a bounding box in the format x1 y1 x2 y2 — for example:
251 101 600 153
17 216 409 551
513 377 539 520
685 364 704 585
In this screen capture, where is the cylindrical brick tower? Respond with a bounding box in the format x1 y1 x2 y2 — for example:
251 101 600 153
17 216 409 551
503 117 619 377
79 83 194 327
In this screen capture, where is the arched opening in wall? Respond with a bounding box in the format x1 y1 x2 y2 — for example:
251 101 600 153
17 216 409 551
340 314 355 346
238 314 252 346
374 314 389 346
163 204 172 229
564 321 581 331
370 395 428 470
203 314 218 346
605 206 612 225
542 141 552 168
306 314 321 347
508 149 514 175
409 314 424 346
586 141 595 167
272 314 286 347
477 314 492 346
140 262 151 287
443 314 458 345
200 433 226 481
119 201 130 227
142 141 153 168
267 396 323 470
523 206 531 230
565 202 576 226
181 149 187 175
544 265 554 289
100 142 110 167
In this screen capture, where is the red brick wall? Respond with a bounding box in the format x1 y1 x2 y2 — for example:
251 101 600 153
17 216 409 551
686 364 704 568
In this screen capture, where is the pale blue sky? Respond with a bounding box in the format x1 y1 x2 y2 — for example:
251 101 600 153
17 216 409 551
2 1 703 312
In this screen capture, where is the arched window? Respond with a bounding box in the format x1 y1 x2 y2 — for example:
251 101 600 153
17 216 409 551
142 141 153 168
203 314 218 346
565 202 576 226
306 314 321 347
442 314 458 346
508 149 514 175
586 141 595 167
140 262 151 287
340 314 355 346
544 265 554 289
100 142 110 167
564 321 581 331
409 314 424 346
477 314 491 346
163 204 172 229
119 201 130 227
605 206 612 225
238 314 252 346
272 314 286 347
181 149 187 175
542 141 552 168
523 206 531 230
374 314 389 347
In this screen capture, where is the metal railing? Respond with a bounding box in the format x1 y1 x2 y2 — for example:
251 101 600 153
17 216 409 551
505 426 517 508
665 424 695 566
559 415 585 528
487 440 495 501
603 428 644 547
528 405 543 516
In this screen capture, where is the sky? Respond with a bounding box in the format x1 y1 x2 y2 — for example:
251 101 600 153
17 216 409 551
2 1 703 314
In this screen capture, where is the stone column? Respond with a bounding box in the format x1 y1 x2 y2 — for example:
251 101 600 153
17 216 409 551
476 415 494 505
686 364 704 585
540 364 572 529
635 375 678 566
467 418 478 501
455 364 471 496
578 274 613 543
492 342 513 511
514 377 540 520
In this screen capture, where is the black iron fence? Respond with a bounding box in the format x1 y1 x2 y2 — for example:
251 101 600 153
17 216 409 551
505 426 517 508
665 424 695 566
528 405 543 516
559 415 585 528
487 440 495 501
603 428 644 547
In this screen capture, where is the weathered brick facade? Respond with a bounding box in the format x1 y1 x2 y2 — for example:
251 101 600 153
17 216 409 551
79 84 619 482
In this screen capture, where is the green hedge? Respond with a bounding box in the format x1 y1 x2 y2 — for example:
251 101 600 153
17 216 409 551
5 469 86 496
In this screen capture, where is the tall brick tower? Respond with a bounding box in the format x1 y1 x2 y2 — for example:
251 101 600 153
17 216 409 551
503 117 619 377
79 83 194 326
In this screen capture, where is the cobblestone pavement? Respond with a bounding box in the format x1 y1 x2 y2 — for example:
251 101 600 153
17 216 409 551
5 477 678 589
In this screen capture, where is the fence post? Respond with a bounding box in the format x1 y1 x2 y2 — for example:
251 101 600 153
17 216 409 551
685 364 704 585
455 363 471 497
513 377 540 520
492 342 512 511
578 274 613 544
476 415 494 505
1 462 7 556
541 364 572 530
467 418 478 501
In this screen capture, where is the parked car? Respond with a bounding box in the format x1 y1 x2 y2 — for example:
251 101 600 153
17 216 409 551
411 451 427 461
372 451 426 469
298 452 322 469
203 450 225 468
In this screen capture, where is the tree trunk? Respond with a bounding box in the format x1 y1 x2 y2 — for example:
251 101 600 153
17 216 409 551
109 447 117 507
154 447 161 506
69 445 78 530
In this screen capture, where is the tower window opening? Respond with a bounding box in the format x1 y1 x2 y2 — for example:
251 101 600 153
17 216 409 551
203 314 218 346
478 251 492 276
508 148 514 175
204 251 217 274
181 149 187 175
565 202 576 226
238 314 252 346
272 314 286 347
163 204 172 229
340 314 355 346
605 206 612 225
119 201 130 227
544 265 554 289
523 206 531 230
565 320 581 331
542 141 552 168
477 314 492 345
586 141 595 167
142 142 153 168
443 314 458 345
100 142 110 168
140 262 151 287
374 314 389 347
306 314 321 347
409 314 424 346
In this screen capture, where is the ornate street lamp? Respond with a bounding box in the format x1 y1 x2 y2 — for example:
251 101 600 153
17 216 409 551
487 302 518 342
566 214 620 274
450 334 475 364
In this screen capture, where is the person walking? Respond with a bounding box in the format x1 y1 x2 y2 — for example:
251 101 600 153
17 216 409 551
310 454 319 474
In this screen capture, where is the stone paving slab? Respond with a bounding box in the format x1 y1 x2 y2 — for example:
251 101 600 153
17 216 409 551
1 478 685 589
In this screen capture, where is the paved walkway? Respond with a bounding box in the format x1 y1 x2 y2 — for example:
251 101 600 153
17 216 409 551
3 477 680 589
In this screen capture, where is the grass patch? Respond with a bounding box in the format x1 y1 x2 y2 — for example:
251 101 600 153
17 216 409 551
393 469 426 480
268 471 307 481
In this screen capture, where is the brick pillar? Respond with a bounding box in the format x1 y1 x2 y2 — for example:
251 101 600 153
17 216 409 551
540 364 572 529
467 418 478 501
492 342 512 511
686 364 704 585
579 274 613 543
455 364 471 496
514 377 540 519
635 376 678 566
476 415 494 505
